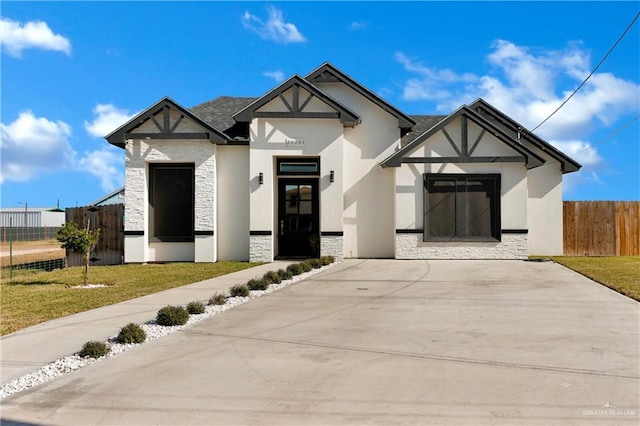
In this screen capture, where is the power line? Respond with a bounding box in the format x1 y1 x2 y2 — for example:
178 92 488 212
530 11 640 133
541 113 640 168
571 113 640 158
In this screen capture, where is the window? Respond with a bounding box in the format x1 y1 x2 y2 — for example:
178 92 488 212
424 174 500 241
149 163 194 242
277 157 320 176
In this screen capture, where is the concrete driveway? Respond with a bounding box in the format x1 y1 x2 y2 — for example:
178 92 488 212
2 260 638 425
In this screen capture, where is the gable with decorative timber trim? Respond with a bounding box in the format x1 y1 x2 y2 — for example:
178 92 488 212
232 75 360 127
106 97 228 147
306 62 415 130
469 99 581 173
381 105 545 169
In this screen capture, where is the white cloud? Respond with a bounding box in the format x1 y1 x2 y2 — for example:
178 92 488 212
242 6 306 44
78 147 124 192
84 104 137 138
1 110 124 191
349 21 366 30
394 41 640 193
394 52 477 101
263 70 285 82
0 18 71 57
0 111 74 183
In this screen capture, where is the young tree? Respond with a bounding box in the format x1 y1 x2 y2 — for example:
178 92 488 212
56 221 100 286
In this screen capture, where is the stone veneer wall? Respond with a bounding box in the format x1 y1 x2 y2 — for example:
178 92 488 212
320 235 343 260
124 139 216 262
249 235 273 263
395 233 528 260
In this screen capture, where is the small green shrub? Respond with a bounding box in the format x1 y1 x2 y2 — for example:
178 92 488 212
187 300 206 315
79 340 109 358
116 322 146 344
277 268 292 281
309 258 323 269
229 284 250 297
156 305 189 326
247 277 269 291
286 263 303 276
263 270 282 284
208 292 227 305
299 261 314 273
320 255 335 266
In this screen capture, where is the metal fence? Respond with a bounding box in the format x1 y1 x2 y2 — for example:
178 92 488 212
1 220 66 277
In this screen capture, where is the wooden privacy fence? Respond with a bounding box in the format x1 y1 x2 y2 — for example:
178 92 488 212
563 201 639 256
65 204 124 266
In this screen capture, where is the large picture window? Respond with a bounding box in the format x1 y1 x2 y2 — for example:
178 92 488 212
149 163 194 242
424 174 500 241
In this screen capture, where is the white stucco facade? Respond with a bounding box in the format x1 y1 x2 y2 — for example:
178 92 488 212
108 63 580 263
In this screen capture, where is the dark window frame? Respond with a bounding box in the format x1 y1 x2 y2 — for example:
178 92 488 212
423 173 501 242
276 157 320 176
149 163 195 242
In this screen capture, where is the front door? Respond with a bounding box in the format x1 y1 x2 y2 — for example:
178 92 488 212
278 178 319 258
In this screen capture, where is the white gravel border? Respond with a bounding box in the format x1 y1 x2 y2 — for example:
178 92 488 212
1 262 336 399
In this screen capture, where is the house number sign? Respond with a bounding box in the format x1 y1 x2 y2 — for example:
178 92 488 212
285 138 305 147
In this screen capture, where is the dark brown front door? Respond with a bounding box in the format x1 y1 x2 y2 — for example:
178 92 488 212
278 178 319 258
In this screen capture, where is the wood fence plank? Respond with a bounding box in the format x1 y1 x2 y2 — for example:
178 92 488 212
64 204 124 266
564 201 639 256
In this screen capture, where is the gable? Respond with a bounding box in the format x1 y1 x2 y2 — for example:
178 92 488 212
233 75 360 127
306 63 415 130
256 86 337 114
106 97 229 148
381 105 545 169
469 99 581 173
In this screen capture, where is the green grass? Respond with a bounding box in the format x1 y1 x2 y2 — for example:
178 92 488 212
1 262 259 335
551 256 640 302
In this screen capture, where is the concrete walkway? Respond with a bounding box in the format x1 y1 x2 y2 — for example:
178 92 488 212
0 261 294 384
1 259 638 425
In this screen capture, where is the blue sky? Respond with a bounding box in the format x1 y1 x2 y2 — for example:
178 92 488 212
1 1 639 209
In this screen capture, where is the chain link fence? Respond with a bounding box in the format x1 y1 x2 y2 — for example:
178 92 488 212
1 220 66 279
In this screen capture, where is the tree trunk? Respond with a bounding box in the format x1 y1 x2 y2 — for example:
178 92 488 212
83 255 89 286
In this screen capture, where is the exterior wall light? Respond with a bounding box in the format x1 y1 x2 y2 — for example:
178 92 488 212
259 173 264 185
330 170 335 183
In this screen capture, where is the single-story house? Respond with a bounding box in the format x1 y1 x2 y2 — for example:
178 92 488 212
106 62 580 263
90 187 125 207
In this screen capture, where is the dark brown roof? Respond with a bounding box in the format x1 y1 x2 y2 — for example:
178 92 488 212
189 96 256 132
401 115 447 146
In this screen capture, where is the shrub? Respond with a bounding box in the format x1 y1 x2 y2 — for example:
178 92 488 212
299 261 313 273
309 258 323 269
320 255 335 266
187 300 206 315
263 270 282 284
116 322 146 344
156 305 189 326
79 340 109 358
229 284 250 297
277 268 292 281
247 277 269 291
208 292 227 305
286 263 303 276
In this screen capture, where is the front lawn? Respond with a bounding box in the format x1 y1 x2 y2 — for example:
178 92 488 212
552 256 640 302
1 262 259 335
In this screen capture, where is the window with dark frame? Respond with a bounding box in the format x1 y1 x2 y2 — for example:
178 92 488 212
149 163 195 242
423 174 500 242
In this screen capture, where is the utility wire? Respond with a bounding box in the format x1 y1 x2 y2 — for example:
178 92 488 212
542 113 640 168
530 11 640 133
571 113 640 158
